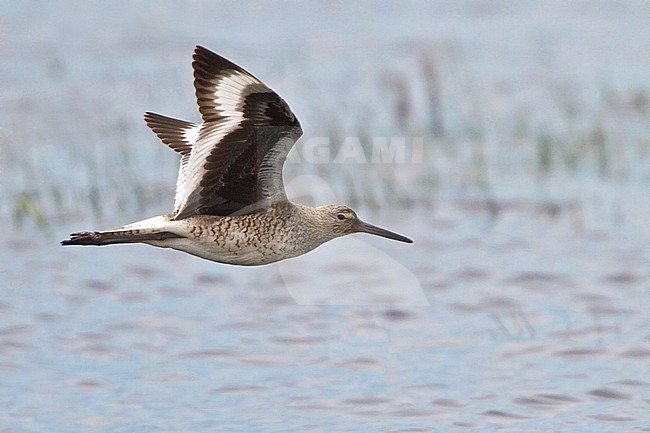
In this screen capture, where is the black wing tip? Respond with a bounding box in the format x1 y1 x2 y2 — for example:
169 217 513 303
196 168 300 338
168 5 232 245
193 45 220 64
143 113 196 155
194 45 211 55
192 45 247 77
144 111 196 128
143 111 156 126
194 45 223 61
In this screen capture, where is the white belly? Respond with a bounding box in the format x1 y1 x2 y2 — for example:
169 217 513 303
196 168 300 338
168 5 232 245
146 236 296 266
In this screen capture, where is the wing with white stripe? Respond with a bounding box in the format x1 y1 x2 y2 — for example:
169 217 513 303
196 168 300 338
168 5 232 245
172 46 302 219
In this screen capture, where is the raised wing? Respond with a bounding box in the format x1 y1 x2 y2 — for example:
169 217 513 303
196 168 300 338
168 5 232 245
144 112 201 211
172 45 302 219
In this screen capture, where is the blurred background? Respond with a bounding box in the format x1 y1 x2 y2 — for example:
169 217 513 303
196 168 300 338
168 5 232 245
1 1 649 432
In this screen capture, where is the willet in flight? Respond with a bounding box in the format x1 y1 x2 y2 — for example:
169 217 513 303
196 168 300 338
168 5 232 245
61 46 412 265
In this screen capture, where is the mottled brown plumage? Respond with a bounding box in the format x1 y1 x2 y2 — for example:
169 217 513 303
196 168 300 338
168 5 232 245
61 46 412 266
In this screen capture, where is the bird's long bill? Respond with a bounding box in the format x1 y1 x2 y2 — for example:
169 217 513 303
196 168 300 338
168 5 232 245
359 221 413 243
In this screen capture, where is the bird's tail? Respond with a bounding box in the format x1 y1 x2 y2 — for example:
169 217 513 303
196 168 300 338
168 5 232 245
61 229 181 246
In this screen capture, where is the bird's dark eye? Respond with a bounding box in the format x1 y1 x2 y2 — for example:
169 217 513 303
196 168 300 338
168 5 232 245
336 213 346 220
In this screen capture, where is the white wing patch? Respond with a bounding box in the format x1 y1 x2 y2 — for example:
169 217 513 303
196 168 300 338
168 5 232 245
213 71 269 116
183 123 201 149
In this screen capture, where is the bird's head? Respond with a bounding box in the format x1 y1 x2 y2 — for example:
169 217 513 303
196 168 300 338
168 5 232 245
316 205 413 243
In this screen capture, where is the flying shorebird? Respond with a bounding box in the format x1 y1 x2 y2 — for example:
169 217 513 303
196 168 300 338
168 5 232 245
61 46 412 265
